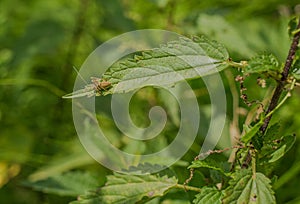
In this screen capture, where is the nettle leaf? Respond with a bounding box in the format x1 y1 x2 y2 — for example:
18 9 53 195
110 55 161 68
223 170 276 204
64 36 229 98
241 121 263 144
188 157 230 177
106 36 229 92
122 163 175 178
72 173 178 204
193 186 223 204
23 171 99 197
243 54 281 74
258 123 296 164
264 123 281 142
260 134 296 164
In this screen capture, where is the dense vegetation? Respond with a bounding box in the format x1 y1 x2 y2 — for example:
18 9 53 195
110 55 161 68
1 0 300 203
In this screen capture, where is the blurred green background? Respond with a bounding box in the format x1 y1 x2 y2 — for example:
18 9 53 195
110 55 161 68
1 0 300 203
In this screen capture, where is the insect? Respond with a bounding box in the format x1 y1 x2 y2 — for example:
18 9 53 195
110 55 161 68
90 77 112 96
63 77 112 98
62 66 112 99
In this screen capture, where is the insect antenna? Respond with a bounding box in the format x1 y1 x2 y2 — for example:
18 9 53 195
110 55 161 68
73 66 88 85
62 66 95 99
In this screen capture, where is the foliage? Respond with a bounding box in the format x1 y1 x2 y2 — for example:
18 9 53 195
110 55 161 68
71 172 177 204
1 0 300 204
69 28 299 203
222 170 275 204
193 186 223 204
23 171 100 197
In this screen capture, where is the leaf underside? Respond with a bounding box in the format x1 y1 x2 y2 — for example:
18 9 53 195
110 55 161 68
106 36 229 94
64 35 229 98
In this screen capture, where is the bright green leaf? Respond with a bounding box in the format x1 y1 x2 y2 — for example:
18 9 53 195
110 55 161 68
193 186 222 204
243 54 281 74
72 173 178 204
223 170 276 204
241 121 263 144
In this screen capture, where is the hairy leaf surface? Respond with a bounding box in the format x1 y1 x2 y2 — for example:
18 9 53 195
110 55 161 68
244 54 281 74
223 170 276 204
72 173 178 204
193 186 222 204
64 36 229 98
188 157 230 176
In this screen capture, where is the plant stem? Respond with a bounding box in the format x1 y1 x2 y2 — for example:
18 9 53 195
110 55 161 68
226 59 247 68
260 18 300 133
251 150 256 177
175 184 202 193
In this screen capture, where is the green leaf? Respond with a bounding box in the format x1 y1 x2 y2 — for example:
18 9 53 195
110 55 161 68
122 163 175 178
223 170 276 204
260 134 296 163
107 36 229 92
23 171 99 197
243 54 281 74
65 36 229 98
193 186 223 204
241 121 263 144
72 173 178 204
188 157 230 177
264 123 281 142
258 123 296 164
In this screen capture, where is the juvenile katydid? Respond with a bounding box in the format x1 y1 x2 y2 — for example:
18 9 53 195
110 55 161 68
62 67 112 98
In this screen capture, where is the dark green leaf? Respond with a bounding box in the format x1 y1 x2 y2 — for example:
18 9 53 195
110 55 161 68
260 134 296 163
264 123 281 142
23 171 99 197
